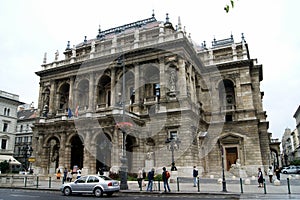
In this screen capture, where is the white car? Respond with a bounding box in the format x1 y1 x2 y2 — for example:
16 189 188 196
60 175 120 197
281 166 300 174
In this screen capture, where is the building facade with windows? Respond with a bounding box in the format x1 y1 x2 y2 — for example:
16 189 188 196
14 104 37 171
0 90 24 159
32 14 275 177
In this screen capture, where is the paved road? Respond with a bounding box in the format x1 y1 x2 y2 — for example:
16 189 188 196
1 173 300 199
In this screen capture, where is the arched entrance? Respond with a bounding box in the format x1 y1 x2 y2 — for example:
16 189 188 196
70 135 84 170
126 135 137 173
96 133 112 172
47 137 60 174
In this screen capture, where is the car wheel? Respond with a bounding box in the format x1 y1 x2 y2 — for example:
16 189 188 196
94 187 103 197
63 187 72 196
283 171 287 174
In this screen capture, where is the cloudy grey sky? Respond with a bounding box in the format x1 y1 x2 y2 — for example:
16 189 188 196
0 0 299 139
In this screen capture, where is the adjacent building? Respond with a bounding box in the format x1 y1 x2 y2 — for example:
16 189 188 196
14 103 37 171
32 13 275 177
0 90 23 170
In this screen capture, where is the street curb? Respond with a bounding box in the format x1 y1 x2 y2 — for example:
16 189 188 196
0 186 240 198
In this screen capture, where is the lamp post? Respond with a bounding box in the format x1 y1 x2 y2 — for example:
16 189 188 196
117 55 128 190
22 145 33 172
165 137 181 171
218 141 227 192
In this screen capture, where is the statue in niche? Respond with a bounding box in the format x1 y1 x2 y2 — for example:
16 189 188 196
169 70 177 91
146 151 153 160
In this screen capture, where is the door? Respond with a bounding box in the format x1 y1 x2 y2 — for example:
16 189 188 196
226 147 238 171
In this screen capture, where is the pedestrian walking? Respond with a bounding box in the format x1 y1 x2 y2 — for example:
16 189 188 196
77 168 82 179
275 167 281 180
63 167 68 184
193 166 198 187
56 169 61 180
137 168 143 189
257 167 264 187
267 166 273 183
67 169 72 182
146 168 155 191
162 167 171 192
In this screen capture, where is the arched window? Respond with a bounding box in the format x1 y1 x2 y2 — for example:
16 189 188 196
7 108 10 116
4 108 7 115
219 79 235 110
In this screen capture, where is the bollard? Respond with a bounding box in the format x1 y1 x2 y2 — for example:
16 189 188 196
263 178 266 194
177 177 180 191
158 180 160 191
49 176 51 188
287 178 291 194
24 176 27 187
36 176 39 188
197 177 200 192
240 178 243 194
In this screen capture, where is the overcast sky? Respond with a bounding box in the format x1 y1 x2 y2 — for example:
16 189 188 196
0 0 299 139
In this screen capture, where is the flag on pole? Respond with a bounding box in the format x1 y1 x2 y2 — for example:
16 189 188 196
75 105 79 117
68 108 73 118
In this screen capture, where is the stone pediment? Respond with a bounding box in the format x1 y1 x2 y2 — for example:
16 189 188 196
220 134 242 144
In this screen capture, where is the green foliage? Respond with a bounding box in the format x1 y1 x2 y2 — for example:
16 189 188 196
290 160 300 165
224 0 237 13
154 174 162 181
0 161 9 173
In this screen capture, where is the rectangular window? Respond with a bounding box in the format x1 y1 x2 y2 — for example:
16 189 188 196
24 136 28 143
225 114 233 122
1 139 7 149
3 123 8 132
169 130 178 139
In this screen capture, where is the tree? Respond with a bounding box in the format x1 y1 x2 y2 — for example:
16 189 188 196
224 0 237 13
0 160 10 173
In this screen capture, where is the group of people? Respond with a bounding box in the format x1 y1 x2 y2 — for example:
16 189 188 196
258 166 281 187
137 165 200 192
56 167 82 184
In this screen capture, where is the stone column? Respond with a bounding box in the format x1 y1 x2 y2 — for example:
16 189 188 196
134 63 139 103
111 67 116 106
159 58 166 101
38 83 44 116
82 131 91 174
178 58 187 98
69 76 75 109
58 134 66 169
48 81 56 116
88 73 95 111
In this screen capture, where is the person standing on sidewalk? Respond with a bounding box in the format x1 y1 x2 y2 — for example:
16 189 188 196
257 167 264 187
162 167 171 192
137 168 143 189
146 168 155 191
63 167 68 184
193 166 198 187
275 167 281 180
267 166 273 183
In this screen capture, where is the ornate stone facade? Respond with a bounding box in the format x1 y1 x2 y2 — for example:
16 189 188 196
32 14 272 177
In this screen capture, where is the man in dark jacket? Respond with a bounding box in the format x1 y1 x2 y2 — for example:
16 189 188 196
193 166 198 187
146 168 155 191
162 167 171 192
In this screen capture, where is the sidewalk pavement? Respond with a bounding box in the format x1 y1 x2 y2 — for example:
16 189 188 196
1 175 300 199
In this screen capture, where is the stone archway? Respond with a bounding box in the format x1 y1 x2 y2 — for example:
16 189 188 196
46 137 60 174
126 135 137 173
70 135 84 170
95 133 112 172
